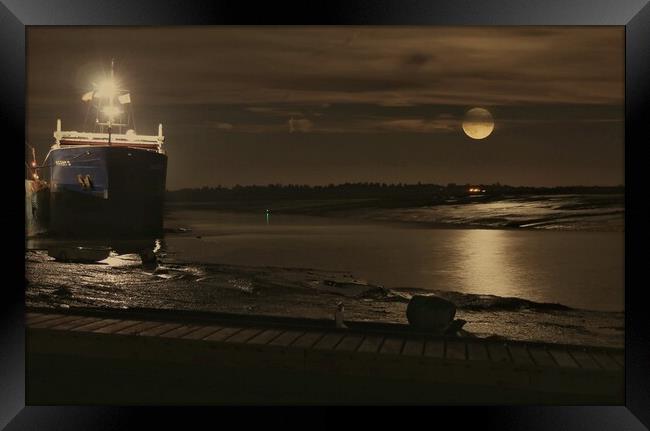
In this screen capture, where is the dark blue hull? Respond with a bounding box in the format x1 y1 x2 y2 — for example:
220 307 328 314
26 180 50 237
48 146 167 237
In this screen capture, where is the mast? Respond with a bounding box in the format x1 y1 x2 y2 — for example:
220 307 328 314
108 58 114 146
94 58 126 141
60 60 164 153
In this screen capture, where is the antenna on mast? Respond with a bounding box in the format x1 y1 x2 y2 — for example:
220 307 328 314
108 58 114 145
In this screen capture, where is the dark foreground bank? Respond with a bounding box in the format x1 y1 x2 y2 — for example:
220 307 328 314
26 307 623 405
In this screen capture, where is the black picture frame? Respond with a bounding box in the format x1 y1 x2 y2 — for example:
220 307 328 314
3 0 649 428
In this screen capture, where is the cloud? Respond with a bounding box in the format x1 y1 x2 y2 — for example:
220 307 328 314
379 117 459 133
28 27 623 109
402 52 434 68
247 106 304 116
216 114 460 135
289 117 314 133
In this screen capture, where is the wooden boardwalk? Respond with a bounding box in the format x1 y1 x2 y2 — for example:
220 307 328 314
26 309 624 404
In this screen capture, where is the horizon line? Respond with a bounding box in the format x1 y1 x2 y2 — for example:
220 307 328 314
166 182 625 192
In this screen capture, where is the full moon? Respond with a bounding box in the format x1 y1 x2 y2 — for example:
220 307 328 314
462 107 494 140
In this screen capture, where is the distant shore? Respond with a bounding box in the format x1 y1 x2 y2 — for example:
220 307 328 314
165 184 624 212
164 191 624 232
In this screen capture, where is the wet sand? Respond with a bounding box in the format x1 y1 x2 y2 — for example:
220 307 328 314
26 248 623 348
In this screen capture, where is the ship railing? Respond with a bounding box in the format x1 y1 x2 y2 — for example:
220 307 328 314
53 130 164 152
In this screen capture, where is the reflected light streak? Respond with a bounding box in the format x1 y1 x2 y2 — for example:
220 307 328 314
456 229 517 298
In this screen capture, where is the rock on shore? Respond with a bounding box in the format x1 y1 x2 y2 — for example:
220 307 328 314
406 294 456 332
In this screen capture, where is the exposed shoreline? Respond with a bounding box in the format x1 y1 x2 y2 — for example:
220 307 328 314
25 248 624 349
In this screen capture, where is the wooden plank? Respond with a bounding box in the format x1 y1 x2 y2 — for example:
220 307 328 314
268 330 304 347
290 331 324 349
69 318 120 332
29 315 84 329
115 320 165 335
379 337 404 355
548 347 579 369
25 312 46 324
159 325 204 339
508 344 535 366
402 339 424 357
335 334 365 352
486 342 511 363
137 322 183 337
357 335 384 353
466 341 489 361
313 332 345 351
424 339 444 359
589 350 622 371
27 313 65 325
610 351 624 367
528 346 558 368
181 326 223 340
204 326 244 342
569 349 601 370
445 339 467 361
247 328 284 345
48 316 99 331
223 327 264 344
93 320 142 334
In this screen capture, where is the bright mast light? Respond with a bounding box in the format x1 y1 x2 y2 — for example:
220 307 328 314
95 58 120 145
95 78 119 99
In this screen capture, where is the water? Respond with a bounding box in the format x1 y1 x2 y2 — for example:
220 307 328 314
165 209 624 312
25 196 625 348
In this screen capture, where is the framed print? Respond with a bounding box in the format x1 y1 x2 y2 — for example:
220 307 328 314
2 0 649 429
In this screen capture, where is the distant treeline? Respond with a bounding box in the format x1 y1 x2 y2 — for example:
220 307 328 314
166 183 624 203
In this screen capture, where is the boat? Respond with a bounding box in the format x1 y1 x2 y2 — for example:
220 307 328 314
42 59 167 237
25 145 50 237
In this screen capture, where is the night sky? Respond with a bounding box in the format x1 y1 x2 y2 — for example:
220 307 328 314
27 27 624 189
